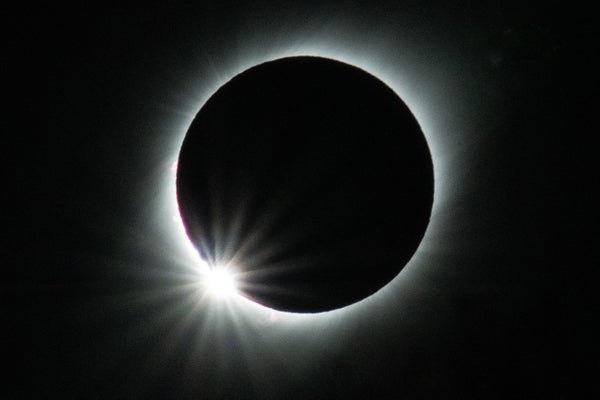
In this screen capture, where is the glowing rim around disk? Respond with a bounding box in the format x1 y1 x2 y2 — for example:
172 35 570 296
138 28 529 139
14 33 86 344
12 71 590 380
163 46 450 322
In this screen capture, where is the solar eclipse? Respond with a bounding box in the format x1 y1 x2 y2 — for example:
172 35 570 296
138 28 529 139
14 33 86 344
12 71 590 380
176 56 433 313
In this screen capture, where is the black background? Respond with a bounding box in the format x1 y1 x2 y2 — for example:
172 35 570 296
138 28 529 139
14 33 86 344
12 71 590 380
5 2 594 398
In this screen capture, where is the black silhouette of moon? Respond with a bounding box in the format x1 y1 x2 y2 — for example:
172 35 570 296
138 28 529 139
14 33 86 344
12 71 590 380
176 56 433 313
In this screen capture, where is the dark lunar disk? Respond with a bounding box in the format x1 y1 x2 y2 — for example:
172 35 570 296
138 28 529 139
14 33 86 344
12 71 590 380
177 56 433 313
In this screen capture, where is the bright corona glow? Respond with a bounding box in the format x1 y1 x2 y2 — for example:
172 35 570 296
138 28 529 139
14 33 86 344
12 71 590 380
204 267 239 299
163 34 460 321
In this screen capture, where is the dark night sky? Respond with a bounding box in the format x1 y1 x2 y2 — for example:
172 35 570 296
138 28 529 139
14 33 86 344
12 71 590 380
5 2 594 399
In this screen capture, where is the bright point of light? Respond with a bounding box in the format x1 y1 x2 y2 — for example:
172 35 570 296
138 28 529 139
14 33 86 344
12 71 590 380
204 266 239 299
